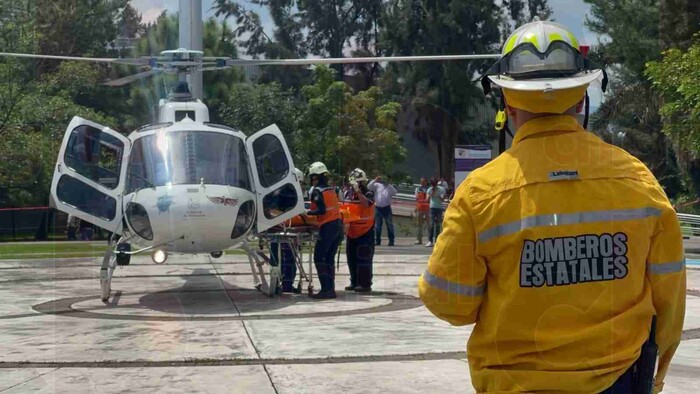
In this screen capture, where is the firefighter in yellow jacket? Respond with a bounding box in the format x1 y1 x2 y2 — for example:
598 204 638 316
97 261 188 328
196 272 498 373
419 20 686 393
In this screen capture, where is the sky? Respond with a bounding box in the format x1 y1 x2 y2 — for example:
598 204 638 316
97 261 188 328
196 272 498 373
131 0 604 108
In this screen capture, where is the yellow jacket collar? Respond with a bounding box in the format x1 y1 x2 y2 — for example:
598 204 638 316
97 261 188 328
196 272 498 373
513 115 583 145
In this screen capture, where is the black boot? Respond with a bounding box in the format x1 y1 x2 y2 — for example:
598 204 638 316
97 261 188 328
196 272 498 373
311 291 337 299
311 263 337 299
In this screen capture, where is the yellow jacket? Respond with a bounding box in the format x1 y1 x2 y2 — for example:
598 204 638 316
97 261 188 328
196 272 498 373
419 115 686 393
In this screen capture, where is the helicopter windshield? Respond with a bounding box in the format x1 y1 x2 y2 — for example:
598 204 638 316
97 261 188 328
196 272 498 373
126 130 251 192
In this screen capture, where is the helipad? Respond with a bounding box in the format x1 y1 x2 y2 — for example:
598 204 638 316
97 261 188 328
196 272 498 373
1 242 699 392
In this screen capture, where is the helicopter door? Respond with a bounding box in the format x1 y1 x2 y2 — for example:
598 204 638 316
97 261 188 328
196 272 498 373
50 116 130 234
246 124 305 233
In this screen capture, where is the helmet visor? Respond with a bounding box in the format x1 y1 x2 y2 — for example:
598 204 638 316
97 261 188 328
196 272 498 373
507 41 581 77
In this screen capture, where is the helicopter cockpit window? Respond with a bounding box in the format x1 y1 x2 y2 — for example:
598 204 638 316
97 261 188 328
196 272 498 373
64 125 124 190
252 134 289 188
127 131 251 192
56 175 117 221
262 183 299 219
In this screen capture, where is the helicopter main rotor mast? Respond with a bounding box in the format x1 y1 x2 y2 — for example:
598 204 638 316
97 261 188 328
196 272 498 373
179 0 203 100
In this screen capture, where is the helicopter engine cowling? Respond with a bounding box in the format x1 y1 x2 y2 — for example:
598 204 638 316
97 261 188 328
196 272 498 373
124 184 254 254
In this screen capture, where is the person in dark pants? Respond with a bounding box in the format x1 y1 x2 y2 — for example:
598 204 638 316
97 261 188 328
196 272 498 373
367 175 397 246
305 161 342 299
265 167 305 293
344 168 375 292
269 242 299 293
425 178 446 247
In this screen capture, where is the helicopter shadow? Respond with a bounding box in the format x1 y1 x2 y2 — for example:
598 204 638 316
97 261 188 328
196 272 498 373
137 268 375 316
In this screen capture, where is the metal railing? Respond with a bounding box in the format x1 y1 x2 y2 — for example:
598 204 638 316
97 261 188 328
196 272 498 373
678 213 700 237
392 196 700 233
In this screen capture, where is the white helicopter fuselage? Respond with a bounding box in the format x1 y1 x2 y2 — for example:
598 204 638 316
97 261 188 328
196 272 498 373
50 101 305 260
124 184 254 253
120 119 257 254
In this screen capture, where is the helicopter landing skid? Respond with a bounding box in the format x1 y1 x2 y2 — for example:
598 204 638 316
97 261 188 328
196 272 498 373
243 243 281 297
100 248 117 303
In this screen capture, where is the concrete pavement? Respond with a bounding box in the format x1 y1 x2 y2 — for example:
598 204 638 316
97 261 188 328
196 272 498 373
0 241 699 393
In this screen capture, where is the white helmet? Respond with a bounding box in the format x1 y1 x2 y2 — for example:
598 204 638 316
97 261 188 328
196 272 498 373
348 168 368 183
293 167 304 181
481 20 607 94
308 162 329 176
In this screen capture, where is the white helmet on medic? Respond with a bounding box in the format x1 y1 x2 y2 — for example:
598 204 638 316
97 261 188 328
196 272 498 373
308 162 329 176
480 19 608 115
293 167 304 182
348 168 368 183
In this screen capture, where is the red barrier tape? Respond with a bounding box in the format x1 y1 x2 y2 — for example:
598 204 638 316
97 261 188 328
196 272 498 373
0 206 50 212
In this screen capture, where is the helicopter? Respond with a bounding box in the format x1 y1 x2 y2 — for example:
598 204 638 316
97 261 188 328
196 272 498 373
0 46 499 302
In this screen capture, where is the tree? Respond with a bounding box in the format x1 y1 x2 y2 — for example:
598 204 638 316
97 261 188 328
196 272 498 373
119 2 144 38
380 0 503 177
294 66 405 176
33 0 127 73
584 0 700 198
646 38 700 171
219 82 300 140
214 0 383 78
501 0 551 34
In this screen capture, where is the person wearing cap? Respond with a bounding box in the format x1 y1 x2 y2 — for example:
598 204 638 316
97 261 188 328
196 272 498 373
419 20 685 393
306 162 343 299
344 168 376 292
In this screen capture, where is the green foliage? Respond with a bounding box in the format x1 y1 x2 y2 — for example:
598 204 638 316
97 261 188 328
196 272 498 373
380 0 503 176
585 0 661 82
34 0 127 60
584 0 687 198
219 82 300 138
294 66 405 176
119 2 144 38
219 66 405 177
646 38 700 152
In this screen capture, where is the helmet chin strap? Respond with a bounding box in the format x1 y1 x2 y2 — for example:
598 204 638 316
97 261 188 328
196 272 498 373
497 94 514 154
583 91 590 130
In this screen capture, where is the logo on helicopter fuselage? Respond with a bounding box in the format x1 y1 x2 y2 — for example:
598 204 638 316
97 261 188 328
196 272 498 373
207 195 238 207
156 194 174 213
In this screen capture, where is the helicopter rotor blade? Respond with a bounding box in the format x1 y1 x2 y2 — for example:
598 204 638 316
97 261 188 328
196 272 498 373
103 69 161 87
0 52 151 66
222 54 501 67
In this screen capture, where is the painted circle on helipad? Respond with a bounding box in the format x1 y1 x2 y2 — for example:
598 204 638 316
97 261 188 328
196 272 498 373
33 289 422 321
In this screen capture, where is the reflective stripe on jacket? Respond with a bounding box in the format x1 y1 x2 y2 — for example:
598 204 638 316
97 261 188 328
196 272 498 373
418 115 686 393
310 186 341 226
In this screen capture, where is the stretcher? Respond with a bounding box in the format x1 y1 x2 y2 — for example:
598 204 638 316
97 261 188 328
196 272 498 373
251 224 317 296
246 206 361 297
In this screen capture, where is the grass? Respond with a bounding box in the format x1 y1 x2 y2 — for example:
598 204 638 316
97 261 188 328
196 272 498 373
0 242 245 260
0 215 419 260
0 242 108 259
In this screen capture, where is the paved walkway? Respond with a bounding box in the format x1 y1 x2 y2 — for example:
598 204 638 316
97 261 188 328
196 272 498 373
0 249 698 392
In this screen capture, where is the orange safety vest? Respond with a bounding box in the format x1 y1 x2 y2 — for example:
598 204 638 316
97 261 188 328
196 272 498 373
416 189 429 212
345 199 375 239
309 186 341 226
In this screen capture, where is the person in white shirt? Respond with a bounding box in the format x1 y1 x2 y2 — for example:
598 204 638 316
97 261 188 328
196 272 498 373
367 175 397 246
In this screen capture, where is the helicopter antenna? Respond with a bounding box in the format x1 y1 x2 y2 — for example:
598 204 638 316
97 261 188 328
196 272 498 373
179 0 203 99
